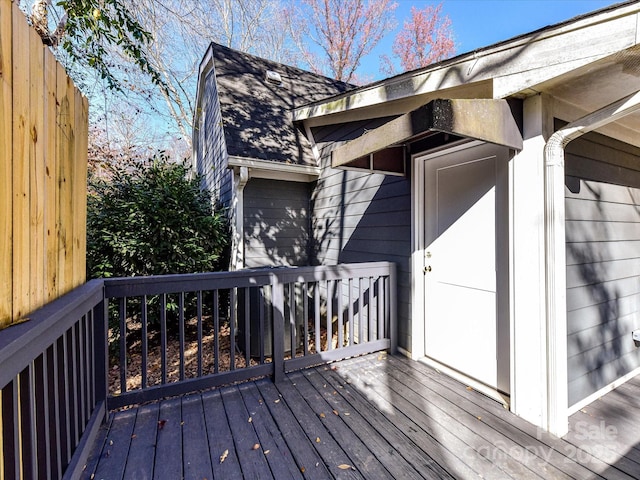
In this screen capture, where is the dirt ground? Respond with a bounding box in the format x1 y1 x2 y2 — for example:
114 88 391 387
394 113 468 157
108 316 331 396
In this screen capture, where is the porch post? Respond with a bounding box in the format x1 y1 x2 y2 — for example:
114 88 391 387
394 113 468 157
271 273 285 383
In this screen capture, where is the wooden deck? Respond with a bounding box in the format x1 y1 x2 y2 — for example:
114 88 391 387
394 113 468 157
82 353 640 479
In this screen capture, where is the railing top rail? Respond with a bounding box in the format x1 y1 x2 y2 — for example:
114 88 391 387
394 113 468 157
0 279 104 388
103 262 395 298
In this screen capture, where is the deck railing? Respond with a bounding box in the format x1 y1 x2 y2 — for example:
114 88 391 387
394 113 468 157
0 280 107 480
0 262 396 479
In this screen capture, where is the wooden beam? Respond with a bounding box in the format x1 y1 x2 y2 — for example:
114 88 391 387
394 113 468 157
332 99 523 169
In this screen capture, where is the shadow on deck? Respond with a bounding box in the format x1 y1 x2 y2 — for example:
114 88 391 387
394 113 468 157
83 353 640 480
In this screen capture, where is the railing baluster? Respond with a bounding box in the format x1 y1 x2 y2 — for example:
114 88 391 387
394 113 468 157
230 288 236 371
271 277 285 383
160 294 167 384
18 366 34 479
326 280 332 351
259 287 265 363
179 292 185 381
62 333 72 463
71 326 80 447
337 279 344 349
213 290 219 374
118 297 127 394
314 282 320 354
244 287 250 367
141 296 148 389
53 339 64 478
76 320 86 434
303 282 309 356
358 277 364 345
46 345 60 479
378 277 384 341
288 283 295 357
348 278 354 347
368 277 374 342
197 291 203 377
35 353 51 479
6 379 18 478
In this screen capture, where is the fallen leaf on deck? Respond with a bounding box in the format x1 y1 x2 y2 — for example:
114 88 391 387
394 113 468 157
131 434 137 439
315 437 321 443
331 366 337 370
300 467 306 473
264 450 270 455
466 386 473 391
344 412 350 416
248 416 252 423
109 440 113 446
220 449 229 463
338 464 352 470
477 416 482 421
157 419 167 429
274 399 280 404
181 421 185 426
377 353 387 360
319 413 326 418
332 410 339 416
252 443 260 450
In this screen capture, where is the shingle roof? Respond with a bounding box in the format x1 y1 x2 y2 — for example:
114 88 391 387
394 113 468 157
211 43 352 167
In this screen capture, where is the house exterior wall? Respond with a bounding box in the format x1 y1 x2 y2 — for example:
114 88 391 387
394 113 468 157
243 178 310 268
194 68 233 208
564 134 640 407
311 125 412 352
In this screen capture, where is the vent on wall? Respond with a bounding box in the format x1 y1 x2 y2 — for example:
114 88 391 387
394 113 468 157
265 70 283 86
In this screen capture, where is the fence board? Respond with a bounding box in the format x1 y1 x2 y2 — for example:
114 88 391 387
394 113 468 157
44 53 58 303
0 0 13 325
30 27 45 313
0 3 88 328
12 3 31 321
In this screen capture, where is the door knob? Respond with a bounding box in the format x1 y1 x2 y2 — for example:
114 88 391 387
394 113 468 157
424 265 432 273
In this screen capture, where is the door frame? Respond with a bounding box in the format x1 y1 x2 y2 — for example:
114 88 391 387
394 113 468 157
410 140 512 404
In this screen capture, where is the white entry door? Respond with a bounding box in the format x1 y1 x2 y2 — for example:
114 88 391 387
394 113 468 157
422 142 509 395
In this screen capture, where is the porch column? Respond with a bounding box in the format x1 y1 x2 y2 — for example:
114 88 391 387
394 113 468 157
510 94 549 428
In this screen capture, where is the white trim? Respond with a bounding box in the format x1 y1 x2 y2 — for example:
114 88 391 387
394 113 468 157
568 365 640 416
396 345 412 359
228 155 319 183
417 356 510 407
231 167 249 271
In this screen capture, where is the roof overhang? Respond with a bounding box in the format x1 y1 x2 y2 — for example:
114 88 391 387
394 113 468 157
228 155 320 183
332 98 523 169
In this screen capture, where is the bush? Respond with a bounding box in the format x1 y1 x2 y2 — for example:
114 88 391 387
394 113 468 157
87 154 229 279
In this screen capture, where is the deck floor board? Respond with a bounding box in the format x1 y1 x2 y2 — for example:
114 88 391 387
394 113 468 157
82 353 640 479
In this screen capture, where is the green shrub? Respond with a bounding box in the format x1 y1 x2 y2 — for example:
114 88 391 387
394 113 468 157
87 154 229 279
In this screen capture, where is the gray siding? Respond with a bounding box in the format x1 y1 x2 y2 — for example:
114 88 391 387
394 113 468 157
243 179 310 268
565 134 640 407
311 123 412 351
195 68 233 208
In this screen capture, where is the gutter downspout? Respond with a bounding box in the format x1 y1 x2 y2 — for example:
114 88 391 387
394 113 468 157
544 91 640 437
232 166 249 270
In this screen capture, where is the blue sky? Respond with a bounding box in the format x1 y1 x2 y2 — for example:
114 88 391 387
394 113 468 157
364 0 620 79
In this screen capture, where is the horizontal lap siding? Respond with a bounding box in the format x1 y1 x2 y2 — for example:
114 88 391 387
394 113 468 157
565 134 640 407
312 132 412 351
196 69 232 208
243 179 309 268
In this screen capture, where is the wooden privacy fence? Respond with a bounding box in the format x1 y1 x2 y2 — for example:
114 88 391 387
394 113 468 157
0 0 89 329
